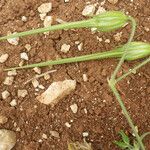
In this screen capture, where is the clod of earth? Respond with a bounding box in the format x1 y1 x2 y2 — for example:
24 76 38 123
0 129 16 150
37 80 76 106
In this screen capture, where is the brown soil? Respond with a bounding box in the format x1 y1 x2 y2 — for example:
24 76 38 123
0 0 150 150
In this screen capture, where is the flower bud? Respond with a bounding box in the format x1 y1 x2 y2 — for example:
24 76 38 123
92 11 129 32
118 42 150 60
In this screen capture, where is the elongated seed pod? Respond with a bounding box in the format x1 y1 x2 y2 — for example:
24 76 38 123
117 42 150 60
4 42 150 71
92 11 129 32
0 11 129 40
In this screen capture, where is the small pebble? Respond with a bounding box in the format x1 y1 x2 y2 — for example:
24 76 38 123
2 90 10 100
20 52 29 61
44 74 50 80
3 76 14 85
105 39 110 43
33 67 41 74
0 129 16 150
78 43 83 51
18 90 28 98
108 0 118 4
44 16 53 27
83 74 88 82
0 115 8 124
7 32 19 45
10 99 17 107
50 131 60 138
0 54 9 63
82 132 89 137
96 6 106 15
7 70 17 76
25 44 31 51
64 0 70 2
39 13 47 21
32 79 39 88
82 5 95 16
65 122 71 128
21 16 27 22
61 44 71 53
70 103 78 113
114 32 122 42
38 3 52 14
42 133 48 139
38 85 45 90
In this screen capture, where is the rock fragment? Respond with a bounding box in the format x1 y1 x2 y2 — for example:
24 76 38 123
82 5 95 16
44 16 53 27
0 129 16 150
3 77 14 85
18 90 28 98
37 80 76 106
50 131 60 138
7 32 19 45
38 3 52 14
108 0 118 4
20 52 29 61
0 54 9 63
2 91 10 100
0 115 8 124
70 103 78 113
61 44 71 53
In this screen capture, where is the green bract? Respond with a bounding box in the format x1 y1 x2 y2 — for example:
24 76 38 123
0 11 129 41
93 11 129 32
4 42 150 71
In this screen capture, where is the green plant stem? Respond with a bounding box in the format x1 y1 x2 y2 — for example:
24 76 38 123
4 50 123 71
111 17 136 81
0 19 93 41
109 17 145 150
108 81 145 150
116 57 150 82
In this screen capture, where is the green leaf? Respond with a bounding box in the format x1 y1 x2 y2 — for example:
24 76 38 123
119 130 130 145
114 141 128 149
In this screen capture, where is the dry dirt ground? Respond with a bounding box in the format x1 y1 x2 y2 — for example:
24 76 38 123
0 0 150 149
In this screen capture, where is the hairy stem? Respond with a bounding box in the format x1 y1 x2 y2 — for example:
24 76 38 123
109 17 145 150
117 57 150 82
111 17 136 80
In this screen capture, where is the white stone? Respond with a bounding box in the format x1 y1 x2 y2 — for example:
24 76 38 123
44 16 53 27
33 67 41 74
2 91 10 100
7 70 17 76
96 6 106 15
18 90 28 98
32 79 39 88
61 44 71 53
108 0 118 4
78 43 83 51
25 44 31 51
21 16 27 22
50 131 60 138
20 52 29 61
10 99 17 107
42 133 48 139
44 74 50 80
114 32 122 42
38 3 52 14
3 76 14 85
0 129 16 150
0 115 8 124
82 5 95 16
39 13 47 21
70 103 78 113
82 132 89 137
65 122 71 128
105 39 110 43
38 85 45 90
0 54 9 63
64 0 70 2
37 80 76 106
83 74 88 82
7 32 19 46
